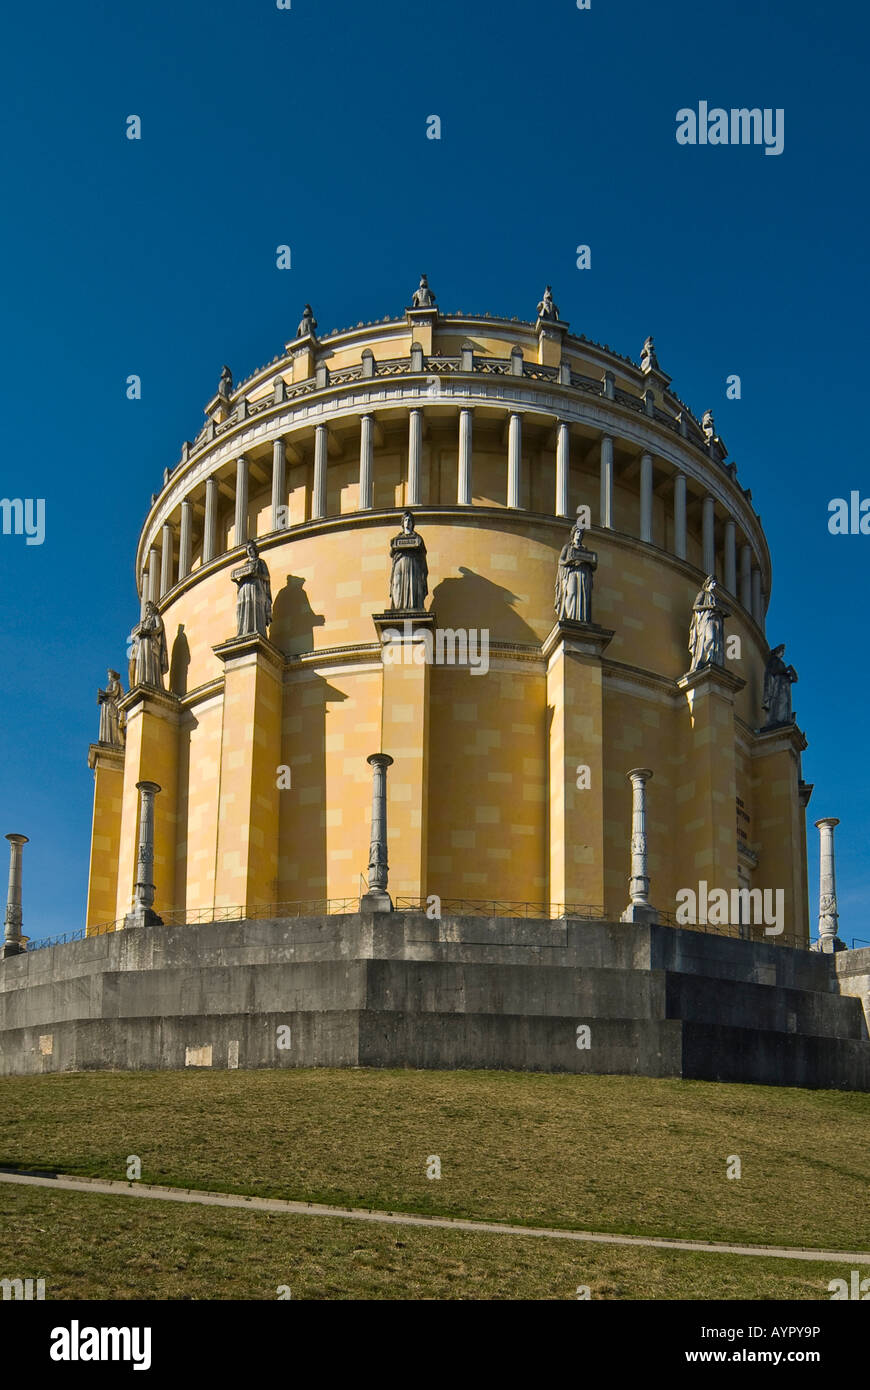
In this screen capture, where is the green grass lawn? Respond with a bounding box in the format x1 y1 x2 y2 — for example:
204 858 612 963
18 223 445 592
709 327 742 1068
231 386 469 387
1 1069 867 1253
0 1184 853 1301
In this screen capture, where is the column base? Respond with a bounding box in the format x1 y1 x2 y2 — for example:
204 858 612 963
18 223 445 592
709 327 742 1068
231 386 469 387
810 935 847 953
123 908 164 930
359 890 393 914
620 902 659 924
2 941 27 958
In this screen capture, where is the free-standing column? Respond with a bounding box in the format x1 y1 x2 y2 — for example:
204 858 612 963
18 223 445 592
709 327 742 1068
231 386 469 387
458 407 473 505
234 456 249 547
178 500 193 580
639 453 653 543
271 437 286 531
751 568 762 625
2 833 28 957
203 477 219 564
160 524 174 596
312 423 328 519
507 412 522 509
408 409 422 505
702 496 716 575
124 781 163 928
147 549 159 604
739 544 752 610
599 435 614 528
361 753 394 912
673 473 687 560
813 818 844 951
555 421 570 518
619 769 658 923
359 414 374 510
724 519 736 594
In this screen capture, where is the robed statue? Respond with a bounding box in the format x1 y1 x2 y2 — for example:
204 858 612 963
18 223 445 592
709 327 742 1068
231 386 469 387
131 601 169 689
389 511 428 611
688 576 729 672
232 540 273 637
218 364 233 398
762 644 797 727
97 668 125 746
554 522 597 623
297 304 317 339
411 275 436 308
537 285 559 322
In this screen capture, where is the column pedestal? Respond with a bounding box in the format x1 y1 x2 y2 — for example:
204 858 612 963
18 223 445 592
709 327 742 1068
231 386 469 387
86 743 126 931
677 663 745 909
115 686 181 923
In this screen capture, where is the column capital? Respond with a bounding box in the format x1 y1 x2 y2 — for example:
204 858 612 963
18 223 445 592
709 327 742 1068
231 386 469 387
542 619 615 663
212 633 285 673
677 665 745 701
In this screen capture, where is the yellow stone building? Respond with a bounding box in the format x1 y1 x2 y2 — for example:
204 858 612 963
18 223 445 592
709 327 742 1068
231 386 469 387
85 284 811 942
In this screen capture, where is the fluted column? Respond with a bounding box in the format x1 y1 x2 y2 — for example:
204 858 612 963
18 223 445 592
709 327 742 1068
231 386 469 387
751 568 762 625
507 411 522 509
812 818 844 952
458 407 473 505
2 833 28 957
673 473 687 560
147 548 159 604
124 782 163 928
178 500 193 580
724 519 737 593
203 477 219 564
702 496 716 575
739 544 752 610
160 524 174 597
359 413 374 510
407 409 422 506
271 437 286 531
312 423 328 519
234 456 249 547
639 452 653 543
599 435 614 529
360 754 394 913
620 769 657 923
555 421 570 518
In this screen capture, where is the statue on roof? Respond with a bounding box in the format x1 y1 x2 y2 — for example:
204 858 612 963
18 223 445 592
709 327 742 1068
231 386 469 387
297 304 317 339
411 275 436 309
537 286 560 322
218 365 233 398
640 336 659 372
762 644 798 727
97 669 125 747
702 409 715 443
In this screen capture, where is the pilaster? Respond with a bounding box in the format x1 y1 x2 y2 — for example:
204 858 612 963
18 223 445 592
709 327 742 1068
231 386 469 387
115 686 181 921
86 743 126 931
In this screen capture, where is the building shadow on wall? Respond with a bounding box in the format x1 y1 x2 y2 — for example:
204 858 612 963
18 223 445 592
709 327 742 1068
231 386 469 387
430 567 540 645
270 574 326 655
169 624 191 697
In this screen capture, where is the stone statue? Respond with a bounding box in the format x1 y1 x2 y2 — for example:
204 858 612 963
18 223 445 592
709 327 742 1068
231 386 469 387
554 522 597 623
232 540 273 637
688 576 730 672
411 275 436 309
537 285 559 322
218 365 233 398
389 511 428 611
641 336 659 372
702 409 715 443
297 304 317 338
97 669 125 746
762 644 797 727
131 602 169 689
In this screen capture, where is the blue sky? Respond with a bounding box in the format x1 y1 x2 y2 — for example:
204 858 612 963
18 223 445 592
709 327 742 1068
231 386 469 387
0 0 867 941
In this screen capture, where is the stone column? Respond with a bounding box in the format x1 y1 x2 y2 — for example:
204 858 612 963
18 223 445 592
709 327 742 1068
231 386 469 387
147 548 159 604
740 544 752 610
702 496 716 575
724 518 737 594
674 473 687 560
234 456 249 547
178 500 193 580
555 421 570 518
2 833 28 957
599 435 614 529
203 477 219 564
507 411 522 509
359 413 374 510
408 409 422 506
124 781 163 928
458 407 473 505
160 524 174 597
639 452 653 543
271 437 286 531
812 818 845 951
751 568 762 625
360 753 394 912
312 423 328 519
620 769 658 923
